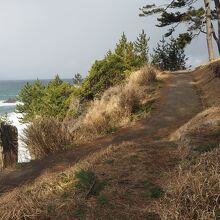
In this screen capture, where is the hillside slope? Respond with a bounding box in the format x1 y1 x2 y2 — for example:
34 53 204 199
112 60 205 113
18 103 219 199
0 69 209 219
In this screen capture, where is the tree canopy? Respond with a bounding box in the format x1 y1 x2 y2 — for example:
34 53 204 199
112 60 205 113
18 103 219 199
140 0 220 60
151 37 188 71
80 31 150 101
16 76 75 122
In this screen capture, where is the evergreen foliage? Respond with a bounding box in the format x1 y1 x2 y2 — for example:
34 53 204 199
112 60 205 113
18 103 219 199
134 30 150 64
139 1 205 44
73 73 83 86
151 37 188 71
16 75 75 122
17 32 151 121
80 32 149 101
139 0 220 54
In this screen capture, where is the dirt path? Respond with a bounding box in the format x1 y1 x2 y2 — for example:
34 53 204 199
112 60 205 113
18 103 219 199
0 72 202 194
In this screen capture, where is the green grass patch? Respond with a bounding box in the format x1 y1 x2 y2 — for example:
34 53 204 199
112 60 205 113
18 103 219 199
58 173 72 184
99 127 117 135
63 144 76 151
75 169 107 197
98 195 110 206
62 191 72 199
153 136 162 141
130 154 139 162
16 162 29 169
193 143 219 153
211 129 220 137
145 212 160 220
141 181 163 199
72 208 86 219
131 100 155 121
47 203 56 214
214 210 220 219
103 159 114 165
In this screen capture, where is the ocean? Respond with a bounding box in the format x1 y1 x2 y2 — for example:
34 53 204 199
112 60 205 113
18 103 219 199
0 80 27 115
0 79 72 163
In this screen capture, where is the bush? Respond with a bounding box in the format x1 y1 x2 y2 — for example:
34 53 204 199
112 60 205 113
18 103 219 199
17 75 75 122
80 32 150 101
80 65 157 135
22 117 72 159
151 37 188 71
129 65 157 86
74 169 106 197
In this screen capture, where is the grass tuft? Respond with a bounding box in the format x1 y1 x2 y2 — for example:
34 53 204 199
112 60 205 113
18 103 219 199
75 169 106 197
156 148 220 220
80 65 158 136
194 143 219 153
72 208 86 219
22 117 73 159
141 181 163 199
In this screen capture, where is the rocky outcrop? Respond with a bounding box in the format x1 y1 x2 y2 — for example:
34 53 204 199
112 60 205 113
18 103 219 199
0 122 18 169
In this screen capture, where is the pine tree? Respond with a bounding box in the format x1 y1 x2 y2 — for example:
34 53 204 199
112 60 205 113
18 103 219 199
115 32 128 57
151 37 188 71
16 76 74 122
139 0 220 60
124 42 139 69
48 74 63 87
151 38 169 71
16 82 33 116
16 80 45 122
134 30 150 64
73 73 83 86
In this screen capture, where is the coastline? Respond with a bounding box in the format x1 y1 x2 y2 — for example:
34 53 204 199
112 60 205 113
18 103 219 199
7 112 31 163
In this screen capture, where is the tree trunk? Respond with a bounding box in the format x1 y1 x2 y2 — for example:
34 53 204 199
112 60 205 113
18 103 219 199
204 0 215 60
214 0 220 55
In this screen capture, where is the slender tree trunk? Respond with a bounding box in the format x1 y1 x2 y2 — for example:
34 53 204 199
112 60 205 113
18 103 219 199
214 0 220 55
204 0 215 60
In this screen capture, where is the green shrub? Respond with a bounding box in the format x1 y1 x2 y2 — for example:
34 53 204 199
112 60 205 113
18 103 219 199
80 32 150 101
194 143 219 153
151 37 188 71
75 169 106 197
17 75 75 122
141 181 163 199
72 208 86 219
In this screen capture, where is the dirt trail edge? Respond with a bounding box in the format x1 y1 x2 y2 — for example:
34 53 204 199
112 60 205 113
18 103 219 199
0 71 202 193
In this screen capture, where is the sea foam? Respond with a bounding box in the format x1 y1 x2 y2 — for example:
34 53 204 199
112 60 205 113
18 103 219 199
0 100 21 107
8 112 31 163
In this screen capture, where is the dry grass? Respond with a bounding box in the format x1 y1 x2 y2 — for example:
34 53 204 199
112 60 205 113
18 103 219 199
156 148 220 220
22 117 72 159
0 142 132 220
0 140 178 220
129 65 157 86
170 107 220 149
155 61 220 220
80 65 158 135
192 60 220 107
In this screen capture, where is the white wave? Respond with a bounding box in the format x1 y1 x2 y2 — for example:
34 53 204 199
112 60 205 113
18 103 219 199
8 112 31 163
0 100 21 107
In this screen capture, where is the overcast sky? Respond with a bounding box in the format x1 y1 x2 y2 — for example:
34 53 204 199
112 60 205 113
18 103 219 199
0 0 217 80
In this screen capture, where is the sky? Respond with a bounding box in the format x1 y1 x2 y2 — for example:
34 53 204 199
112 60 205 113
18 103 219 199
0 0 217 80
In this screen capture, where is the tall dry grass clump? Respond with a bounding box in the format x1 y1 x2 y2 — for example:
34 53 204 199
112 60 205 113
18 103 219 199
22 117 72 159
129 65 157 86
80 65 158 134
156 148 220 220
